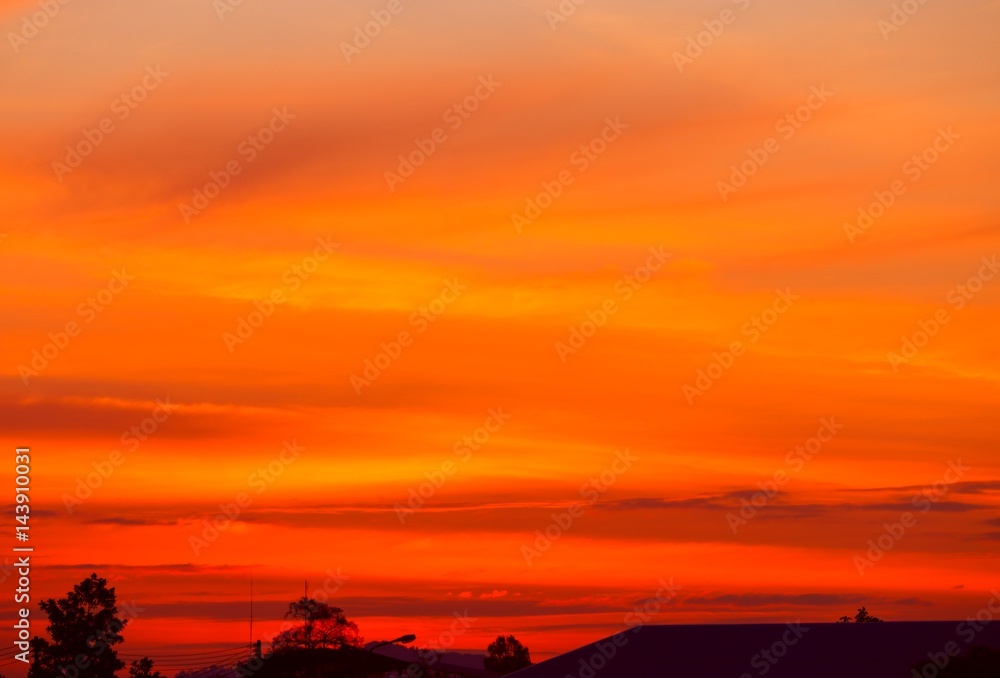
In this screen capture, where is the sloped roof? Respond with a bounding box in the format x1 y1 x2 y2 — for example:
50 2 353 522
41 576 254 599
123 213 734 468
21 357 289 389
508 622 1000 677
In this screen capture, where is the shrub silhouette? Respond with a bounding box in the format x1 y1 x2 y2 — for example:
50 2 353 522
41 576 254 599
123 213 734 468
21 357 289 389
129 657 165 678
485 634 532 674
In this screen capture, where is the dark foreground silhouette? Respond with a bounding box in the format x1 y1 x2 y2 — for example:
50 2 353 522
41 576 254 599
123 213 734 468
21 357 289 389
19 574 1000 678
17 574 515 678
506 623 1000 678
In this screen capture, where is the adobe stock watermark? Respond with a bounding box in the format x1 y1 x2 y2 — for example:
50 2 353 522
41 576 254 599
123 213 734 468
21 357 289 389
54 600 145 678
395 407 512 524
521 449 637 566
384 75 501 192
717 85 833 201
511 116 628 233
844 126 959 243
213 0 245 21
555 246 671 363
913 590 1000 677
62 398 177 513
545 0 587 29
424 611 476 652
887 255 997 372
623 578 683 631
673 0 752 72
565 578 681 678
350 278 467 394
223 236 339 353
189 439 305 555
853 458 970 576
739 623 810 678
683 288 799 404
52 66 169 182
311 568 350 603
341 0 410 62
266 568 351 639
7 0 71 53
877 0 931 39
178 107 295 223
17 269 134 385
726 417 845 534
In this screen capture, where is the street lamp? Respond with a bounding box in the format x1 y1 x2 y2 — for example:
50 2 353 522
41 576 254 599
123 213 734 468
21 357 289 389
364 634 416 676
368 634 417 652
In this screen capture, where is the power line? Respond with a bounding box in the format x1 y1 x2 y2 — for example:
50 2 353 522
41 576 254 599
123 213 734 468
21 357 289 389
123 649 253 670
120 645 251 659
139 650 251 670
0 643 256 669
118 644 253 657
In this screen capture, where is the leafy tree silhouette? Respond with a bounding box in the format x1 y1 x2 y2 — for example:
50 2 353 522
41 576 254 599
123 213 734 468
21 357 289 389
28 573 127 678
836 607 883 623
129 657 165 678
271 597 363 652
485 634 532 674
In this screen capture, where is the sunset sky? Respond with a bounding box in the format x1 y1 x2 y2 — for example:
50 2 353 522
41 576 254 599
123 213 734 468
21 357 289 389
2 0 1000 674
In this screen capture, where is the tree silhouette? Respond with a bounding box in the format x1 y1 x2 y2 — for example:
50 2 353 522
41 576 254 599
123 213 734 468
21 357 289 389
29 573 127 678
128 657 164 678
853 607 882 623
271 597 362 652
485 634 532 674
836 607 883 623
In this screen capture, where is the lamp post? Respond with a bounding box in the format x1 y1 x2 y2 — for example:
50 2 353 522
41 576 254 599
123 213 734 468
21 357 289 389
364 634 416 677
369 633 417 652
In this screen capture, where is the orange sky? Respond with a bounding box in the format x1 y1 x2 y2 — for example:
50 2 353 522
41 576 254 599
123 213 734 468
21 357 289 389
2 0 1000 675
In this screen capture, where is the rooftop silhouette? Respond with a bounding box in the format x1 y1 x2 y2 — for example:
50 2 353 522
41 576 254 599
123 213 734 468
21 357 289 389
508 622 1000 678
